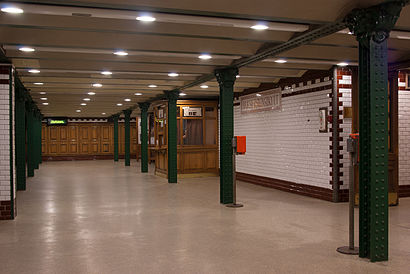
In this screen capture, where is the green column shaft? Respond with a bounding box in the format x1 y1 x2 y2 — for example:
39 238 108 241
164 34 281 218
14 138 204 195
26 108 34 177
139 103 150 173
34 114 39 170
123 110 131 166
113 115 119 162
39 117 42 164
15 88 26 190
346 1 405 262
165 91 178 183
215 68 238 204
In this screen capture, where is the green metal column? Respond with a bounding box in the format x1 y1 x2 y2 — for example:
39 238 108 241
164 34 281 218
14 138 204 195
15 84 26 190
215 67 238 204
26 104 34 177
346 1 405 262
123 110 132 166
165 90 179 183
39 115 42 165
33 111 39 170
138 102 150 173
113 115 119 162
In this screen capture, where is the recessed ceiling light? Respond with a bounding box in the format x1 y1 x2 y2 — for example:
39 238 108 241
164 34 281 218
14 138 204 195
40 97 47 100
200 85 209 89
135 93 143 96
275 59 287 64
179 93 187 96
101 71 112 75
256 93 262 97
348 31 353 35
199 54 212 60
168 72 179 77
19 47 35 52
40 92 46 95
124 98 131 102
92 83 102 87
148 84 157 88
81 103 87 106
42 102 49 105
337 62 349 67
102 112 106 115
136 15 156 22
117 103 123 106
114 50 128 56
87 92 96 95
34 82 43 85
76 110 81 113
1 7 24 14
236 75 240 78
251 24 269 30
83 98 91 101
28 69 40 74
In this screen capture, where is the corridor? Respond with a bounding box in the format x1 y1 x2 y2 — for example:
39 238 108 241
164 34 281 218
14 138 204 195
0 161 409 274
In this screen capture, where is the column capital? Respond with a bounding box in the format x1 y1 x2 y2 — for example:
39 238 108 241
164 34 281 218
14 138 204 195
138 102 151 112
345 1 405 45
112 114 120 119
123 109 132 117
215 67 238 87
164 90 179 102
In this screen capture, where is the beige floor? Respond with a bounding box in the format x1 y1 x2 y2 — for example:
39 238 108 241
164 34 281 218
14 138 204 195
0 160 409 274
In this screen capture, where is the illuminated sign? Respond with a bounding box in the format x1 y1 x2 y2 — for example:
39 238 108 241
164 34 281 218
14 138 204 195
47 118 68 126
240 88 282 114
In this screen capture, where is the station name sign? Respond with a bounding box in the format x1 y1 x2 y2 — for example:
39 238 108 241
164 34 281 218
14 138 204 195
240 88 282 114
47 118 68 126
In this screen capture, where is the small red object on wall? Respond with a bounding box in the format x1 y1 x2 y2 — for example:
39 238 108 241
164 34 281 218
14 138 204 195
236 136 246 154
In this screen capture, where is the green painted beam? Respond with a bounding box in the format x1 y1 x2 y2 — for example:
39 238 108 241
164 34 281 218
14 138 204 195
215 67 238 204
138 103 150 173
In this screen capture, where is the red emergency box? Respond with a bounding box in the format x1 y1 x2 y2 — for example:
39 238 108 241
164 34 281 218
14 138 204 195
236 136 246 154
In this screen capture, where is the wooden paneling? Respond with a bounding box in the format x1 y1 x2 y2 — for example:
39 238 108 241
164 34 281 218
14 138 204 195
42 122 137 157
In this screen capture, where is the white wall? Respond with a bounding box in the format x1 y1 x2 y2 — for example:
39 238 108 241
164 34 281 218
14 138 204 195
234 81 333 189
399 77 410 186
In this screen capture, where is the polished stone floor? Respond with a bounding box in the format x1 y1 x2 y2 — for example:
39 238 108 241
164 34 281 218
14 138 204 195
0 160 409 274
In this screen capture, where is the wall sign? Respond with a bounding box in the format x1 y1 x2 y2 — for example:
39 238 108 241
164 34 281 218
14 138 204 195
47 118 68 126
240 88 281 114
183 107 202 117
319 107 328 133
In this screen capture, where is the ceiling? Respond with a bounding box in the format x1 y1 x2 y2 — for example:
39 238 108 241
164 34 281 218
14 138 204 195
0 0 409 117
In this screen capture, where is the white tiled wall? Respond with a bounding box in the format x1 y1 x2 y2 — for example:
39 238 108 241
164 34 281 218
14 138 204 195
0 66 15 202
234 82 333 189
398 78 410 186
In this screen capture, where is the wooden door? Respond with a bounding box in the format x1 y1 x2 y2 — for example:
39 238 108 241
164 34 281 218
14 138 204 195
69 125 79 154
41 125 47 155
90 125 100 154
48 126 59 155
59 126 69 154
79 126 90 154
101 125 111 154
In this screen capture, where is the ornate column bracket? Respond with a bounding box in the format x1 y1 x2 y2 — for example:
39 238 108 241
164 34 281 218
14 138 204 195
164 90 179 183
138 102 151 173
215 68 239 90
345 1 406 46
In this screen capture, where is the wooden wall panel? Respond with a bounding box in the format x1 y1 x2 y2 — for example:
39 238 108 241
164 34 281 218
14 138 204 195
42 122 137 157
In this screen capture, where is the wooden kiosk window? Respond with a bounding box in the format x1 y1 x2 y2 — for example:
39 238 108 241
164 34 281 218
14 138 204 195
153 100 218 177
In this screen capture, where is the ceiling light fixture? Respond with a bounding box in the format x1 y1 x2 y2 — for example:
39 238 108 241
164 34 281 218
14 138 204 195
117 103 123 106
136 15 156 22
28 69 40 73
124 98 131 102
337 62 349 67
179 93 187 96
251 24 269 30
1 7 24 14
102 113 106 115
76 110 81 113
114 50 128 56
19 47 35 52
134 93 142 96
101 71 112 75
236 75 240 78
83 98 91 101
168 72 179 77
40 92 46 95
40 97 47 100
275 59 287 64
256 93 262 97
42 102 49 105
199 54 212 60
200 85 209 89
92 83 102 87
81 103 87 106
34 82 44 85
87 92 96 95
148 84 157 88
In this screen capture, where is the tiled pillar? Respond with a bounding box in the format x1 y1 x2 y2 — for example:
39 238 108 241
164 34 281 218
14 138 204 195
0 64 17 220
